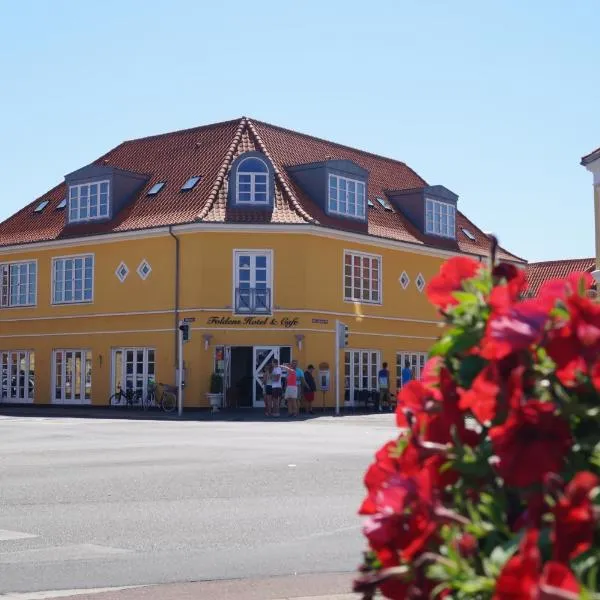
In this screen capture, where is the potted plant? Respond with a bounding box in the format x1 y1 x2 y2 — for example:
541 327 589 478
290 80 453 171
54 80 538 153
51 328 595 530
206 372 223 413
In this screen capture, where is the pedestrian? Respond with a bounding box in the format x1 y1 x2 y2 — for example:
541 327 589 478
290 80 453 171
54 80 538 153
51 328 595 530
378 362 391 412
282 363 299 417
303 364 317 414
271 358 282 417
292 359 304 412
402 359 413 387
263 361 274 416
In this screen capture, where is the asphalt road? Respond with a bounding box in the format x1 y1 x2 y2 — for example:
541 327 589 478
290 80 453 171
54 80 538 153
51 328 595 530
0 413 395 594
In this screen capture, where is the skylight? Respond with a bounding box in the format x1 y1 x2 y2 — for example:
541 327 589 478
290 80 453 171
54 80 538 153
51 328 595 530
181 176 201 191
376 197 393 211
56 198 67 209
368 199 374 207
461 227 476 241
147 182 166 196
34 200 49 213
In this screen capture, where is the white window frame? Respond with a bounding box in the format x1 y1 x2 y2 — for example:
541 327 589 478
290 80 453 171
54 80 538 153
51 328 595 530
0 260 37 308
52 253 94 305
236 157 270 204
0 350 35 404
111 347 156 404
232 249 274 315
344 349 381 406
343 250 382 305
328 174 366 219
425 198 456 238
396 352 427 389
51 349 92 404
68 180 110 223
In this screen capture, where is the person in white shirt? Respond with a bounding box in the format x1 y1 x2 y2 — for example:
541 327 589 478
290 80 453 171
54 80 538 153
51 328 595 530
270 359 282 417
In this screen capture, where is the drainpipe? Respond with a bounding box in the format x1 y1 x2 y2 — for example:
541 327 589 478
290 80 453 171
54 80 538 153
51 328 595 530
169 226 180 370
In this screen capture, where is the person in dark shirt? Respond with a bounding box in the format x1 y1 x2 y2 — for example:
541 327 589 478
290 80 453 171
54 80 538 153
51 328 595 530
303 364 317 415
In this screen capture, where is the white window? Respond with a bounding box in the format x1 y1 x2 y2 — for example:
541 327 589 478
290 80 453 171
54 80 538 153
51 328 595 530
328 174 366 219
344 350 380 405
425 198 456 238
0 351 35 403
236 157 269 204
111 348 155 405
396 352 427 389
69 181 110 222
0 261 36 307
52 349 92 404
52 255 94 304
234 250 272 314
344 251 381 304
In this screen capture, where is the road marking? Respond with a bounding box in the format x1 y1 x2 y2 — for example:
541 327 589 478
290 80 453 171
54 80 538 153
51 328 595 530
0 586 146 600
0 543 131 564
0 529 38 541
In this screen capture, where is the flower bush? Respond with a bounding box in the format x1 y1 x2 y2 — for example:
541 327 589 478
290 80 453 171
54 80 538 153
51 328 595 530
355 244 600 599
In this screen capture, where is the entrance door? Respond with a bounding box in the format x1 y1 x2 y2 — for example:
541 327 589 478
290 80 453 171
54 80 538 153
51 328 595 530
253 346 278 408
344 349 380 406
0 351 35 403
111 348 155 406
53 349 92 404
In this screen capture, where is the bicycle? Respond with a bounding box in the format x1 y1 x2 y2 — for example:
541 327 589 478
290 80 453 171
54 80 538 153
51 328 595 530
143 380 177 413
109 384 140 408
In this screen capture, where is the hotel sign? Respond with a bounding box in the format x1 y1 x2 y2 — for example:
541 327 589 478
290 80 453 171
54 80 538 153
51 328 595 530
206 316 299 328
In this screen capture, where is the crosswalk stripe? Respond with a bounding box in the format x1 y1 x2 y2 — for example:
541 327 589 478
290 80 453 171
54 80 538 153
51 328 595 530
0 529 38 542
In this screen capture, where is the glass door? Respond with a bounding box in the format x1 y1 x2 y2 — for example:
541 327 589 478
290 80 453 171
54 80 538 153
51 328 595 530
344 349 380 406
53 349 92 404
253 346 279 408
0 351 35 403
111 348 155 406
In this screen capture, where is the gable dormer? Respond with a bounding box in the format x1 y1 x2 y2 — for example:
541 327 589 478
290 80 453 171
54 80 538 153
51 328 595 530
387 185 458 239
64 164 148 224
287 159 369 222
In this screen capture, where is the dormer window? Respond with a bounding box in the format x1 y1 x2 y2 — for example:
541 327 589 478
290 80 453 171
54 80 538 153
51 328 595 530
237 157 269 204
328 174 366 219
69 181 109 223
425 197 456 238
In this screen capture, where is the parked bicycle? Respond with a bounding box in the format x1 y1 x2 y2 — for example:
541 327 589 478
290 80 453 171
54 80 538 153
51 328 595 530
109 384 141 408
143 380 177 413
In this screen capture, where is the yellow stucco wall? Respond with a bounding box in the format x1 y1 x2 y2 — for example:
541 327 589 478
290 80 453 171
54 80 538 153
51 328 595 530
0 227 453 409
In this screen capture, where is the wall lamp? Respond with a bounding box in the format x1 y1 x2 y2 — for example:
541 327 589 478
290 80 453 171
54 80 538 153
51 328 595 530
295 334 305 351
202 334 213 351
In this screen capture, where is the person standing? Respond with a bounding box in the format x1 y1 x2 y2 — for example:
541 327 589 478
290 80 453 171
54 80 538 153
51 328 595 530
303 364 317 415
378 362 391 412
402 359 413 387
282 363 299 417
271 359 282 417
292 360 304 412
263 362 274 416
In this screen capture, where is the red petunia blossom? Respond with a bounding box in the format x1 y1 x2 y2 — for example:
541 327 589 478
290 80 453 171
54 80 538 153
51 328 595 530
538 562 580 599
425 256 481 309
493 529 540 600
459 363 500 424
396 380 433 429
553 471 599 562
538 272 594 306
489 401 572 488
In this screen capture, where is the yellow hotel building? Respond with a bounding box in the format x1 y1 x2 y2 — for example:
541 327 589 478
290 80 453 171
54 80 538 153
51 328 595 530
0 117 523 410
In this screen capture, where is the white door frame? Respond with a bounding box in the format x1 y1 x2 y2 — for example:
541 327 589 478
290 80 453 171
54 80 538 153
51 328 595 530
252 346 280 408
110 347 156 406
344 349 381 407
0 350 35 404
51 349 92 405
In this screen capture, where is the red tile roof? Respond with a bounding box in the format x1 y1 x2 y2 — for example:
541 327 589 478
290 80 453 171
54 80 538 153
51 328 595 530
525 258 596 296
0 117 524 261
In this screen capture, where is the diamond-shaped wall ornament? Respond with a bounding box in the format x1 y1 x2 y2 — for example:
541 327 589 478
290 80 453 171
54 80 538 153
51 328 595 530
399 271 410 290
415 273 426 293
115 262 129 283
137 259 152 280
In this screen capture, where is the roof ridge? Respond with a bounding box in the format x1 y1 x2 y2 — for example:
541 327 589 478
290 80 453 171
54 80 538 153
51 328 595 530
119 117 245 146
245 119 316 224
528 257 595 266
249 117 428 185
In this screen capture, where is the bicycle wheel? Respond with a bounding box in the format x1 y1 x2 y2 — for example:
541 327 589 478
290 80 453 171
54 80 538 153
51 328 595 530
109 392 124 407
161 391 177 413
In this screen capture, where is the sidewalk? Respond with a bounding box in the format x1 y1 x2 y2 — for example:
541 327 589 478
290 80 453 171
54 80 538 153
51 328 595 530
2 573 359 600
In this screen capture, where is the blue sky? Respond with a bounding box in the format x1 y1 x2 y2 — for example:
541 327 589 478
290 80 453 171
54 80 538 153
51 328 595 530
0 0 597 261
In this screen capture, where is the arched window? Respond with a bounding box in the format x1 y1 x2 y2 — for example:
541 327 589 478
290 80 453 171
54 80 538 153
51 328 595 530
236 157 269 204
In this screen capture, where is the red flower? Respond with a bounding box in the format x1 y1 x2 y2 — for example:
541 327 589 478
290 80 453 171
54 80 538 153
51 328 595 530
426 256 481 309
455 532 478 557
489 401 572 487
459 363 500 424
493 263 527 299
539 562 580 599
493 529 540 600
396 380 430 429
553 471 599 562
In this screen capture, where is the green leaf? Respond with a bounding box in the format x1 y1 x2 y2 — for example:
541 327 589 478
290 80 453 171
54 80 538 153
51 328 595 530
452 291 479 305
457 355 487 387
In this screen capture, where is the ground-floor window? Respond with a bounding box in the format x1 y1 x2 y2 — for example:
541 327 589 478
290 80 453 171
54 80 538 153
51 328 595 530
111 347 155 405
53 349 92 404
0 350 35 403
396 352 427 389
344 349 380 405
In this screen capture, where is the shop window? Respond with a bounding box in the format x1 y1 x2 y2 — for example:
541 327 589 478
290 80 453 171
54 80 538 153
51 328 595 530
396 352 427 389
